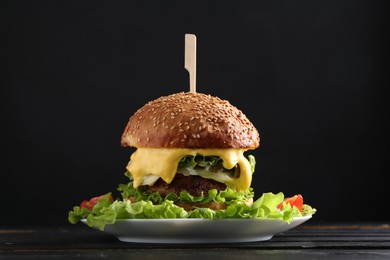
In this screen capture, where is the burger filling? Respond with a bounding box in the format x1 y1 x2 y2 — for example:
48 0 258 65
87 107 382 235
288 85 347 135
126 148 255 191
121 151 256 210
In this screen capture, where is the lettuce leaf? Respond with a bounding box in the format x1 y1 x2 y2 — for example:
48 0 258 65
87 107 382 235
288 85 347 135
178 155 222 169
117 181 254 205
68 206 90 224
68 193 114 228
176 154 256 179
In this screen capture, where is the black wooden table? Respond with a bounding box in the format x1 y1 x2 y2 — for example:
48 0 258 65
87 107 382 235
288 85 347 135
1 223 390 259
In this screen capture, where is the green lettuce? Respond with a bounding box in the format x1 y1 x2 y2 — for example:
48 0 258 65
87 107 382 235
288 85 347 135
68 184 316 230
68 193 114 229
177 154 256 178
117 181 254 205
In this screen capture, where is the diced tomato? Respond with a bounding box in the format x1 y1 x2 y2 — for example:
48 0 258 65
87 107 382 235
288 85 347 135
277 194 304 211
80 194 113 211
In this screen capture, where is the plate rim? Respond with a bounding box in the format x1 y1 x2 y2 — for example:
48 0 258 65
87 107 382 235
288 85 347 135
81 215 312 223
80 215 312 243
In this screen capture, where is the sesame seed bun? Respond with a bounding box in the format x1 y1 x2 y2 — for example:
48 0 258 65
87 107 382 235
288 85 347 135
121 92 260 149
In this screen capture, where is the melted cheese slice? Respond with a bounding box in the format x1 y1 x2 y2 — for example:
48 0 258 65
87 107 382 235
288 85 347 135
126 148 253 191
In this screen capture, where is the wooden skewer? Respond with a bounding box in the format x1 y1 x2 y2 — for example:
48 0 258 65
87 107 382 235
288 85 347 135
185 34 197 93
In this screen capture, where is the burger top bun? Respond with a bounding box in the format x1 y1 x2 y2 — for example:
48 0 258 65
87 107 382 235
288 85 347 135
121 92 260 149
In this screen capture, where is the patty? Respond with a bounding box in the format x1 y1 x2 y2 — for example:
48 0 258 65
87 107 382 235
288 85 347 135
142 174 227 197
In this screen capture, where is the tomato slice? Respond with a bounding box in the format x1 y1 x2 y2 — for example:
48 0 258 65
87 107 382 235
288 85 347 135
277 194 304 211
80 194 113 211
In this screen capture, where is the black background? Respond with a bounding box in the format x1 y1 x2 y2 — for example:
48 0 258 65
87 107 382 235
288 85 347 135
1 1 388 226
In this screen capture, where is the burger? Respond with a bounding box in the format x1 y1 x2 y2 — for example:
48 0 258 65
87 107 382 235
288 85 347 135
69 92 316 230
119 92 258 211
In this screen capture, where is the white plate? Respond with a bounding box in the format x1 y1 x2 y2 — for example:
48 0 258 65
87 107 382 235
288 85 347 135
82 216 311 243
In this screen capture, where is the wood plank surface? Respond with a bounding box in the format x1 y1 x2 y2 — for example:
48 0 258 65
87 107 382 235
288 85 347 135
1 224 390 259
